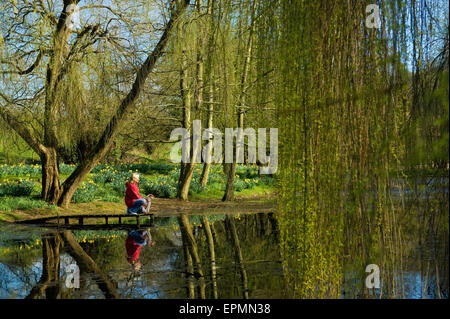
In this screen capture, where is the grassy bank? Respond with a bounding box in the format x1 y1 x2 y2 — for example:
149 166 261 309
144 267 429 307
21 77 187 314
0 161 275 222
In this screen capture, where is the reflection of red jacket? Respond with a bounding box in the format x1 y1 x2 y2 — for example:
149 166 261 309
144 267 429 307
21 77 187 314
125 236 142 261
125 182 144 208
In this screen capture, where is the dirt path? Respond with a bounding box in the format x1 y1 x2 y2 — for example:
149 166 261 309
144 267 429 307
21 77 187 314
1 196 276 223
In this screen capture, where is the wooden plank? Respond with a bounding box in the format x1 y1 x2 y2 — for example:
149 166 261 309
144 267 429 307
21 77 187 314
16 213 155 225
38 224 142 231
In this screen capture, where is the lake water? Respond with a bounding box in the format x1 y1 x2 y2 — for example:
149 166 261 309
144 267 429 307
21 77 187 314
0 210 447 299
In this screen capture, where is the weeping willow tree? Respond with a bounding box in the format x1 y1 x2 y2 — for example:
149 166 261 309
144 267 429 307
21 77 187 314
273 0 448 298
0 0 191 206
275 0 345 298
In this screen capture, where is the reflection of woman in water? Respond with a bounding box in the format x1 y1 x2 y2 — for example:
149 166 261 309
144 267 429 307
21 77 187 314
125 229 155 272
125 173 154 215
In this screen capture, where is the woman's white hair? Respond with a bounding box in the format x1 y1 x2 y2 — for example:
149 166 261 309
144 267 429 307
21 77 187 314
128 172 140 183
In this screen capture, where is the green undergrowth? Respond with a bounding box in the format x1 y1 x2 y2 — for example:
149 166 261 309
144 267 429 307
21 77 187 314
0 162 275 207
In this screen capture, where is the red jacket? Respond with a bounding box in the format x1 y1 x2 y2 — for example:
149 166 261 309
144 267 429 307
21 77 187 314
125 236 142 261
125 182 144 208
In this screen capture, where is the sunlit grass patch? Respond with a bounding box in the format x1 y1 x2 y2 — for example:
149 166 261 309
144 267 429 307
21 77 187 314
0 196 56 211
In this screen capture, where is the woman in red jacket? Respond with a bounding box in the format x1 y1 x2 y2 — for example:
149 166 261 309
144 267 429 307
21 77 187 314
125 173 154 215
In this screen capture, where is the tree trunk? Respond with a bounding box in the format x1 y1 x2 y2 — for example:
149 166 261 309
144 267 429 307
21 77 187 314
177 0 207 200
39 0 78 203
177 39 195 200
222 0 257 201
41 148 61 203
26 233 61 299
200 161 211 187
57 141 115 207
222 162 237 201
200 80 215 187
178 163 197 200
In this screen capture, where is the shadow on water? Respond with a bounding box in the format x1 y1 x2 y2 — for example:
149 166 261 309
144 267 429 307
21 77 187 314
0 206 447 299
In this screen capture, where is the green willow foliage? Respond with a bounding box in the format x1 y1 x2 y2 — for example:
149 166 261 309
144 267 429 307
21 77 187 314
271 0 448 298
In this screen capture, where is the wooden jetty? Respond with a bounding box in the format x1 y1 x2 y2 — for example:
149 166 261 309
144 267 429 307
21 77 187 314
16 213 155 228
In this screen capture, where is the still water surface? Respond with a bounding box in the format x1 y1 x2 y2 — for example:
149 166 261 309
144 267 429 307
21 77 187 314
0 211 447 299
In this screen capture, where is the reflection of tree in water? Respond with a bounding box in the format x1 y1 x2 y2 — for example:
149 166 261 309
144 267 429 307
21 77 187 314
25 230 119 299
1 215 283 299
177 212 283 299
178 213 206 299
202 215 218 299
224 215 249 299
219 213 284 298
5 208 441 299
61 230 119 299
26 233 61 299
